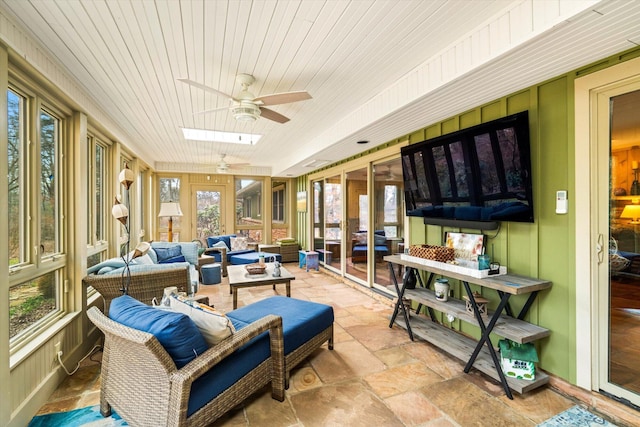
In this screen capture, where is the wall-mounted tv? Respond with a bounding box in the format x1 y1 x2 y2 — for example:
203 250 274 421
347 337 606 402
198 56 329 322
402 111 534 228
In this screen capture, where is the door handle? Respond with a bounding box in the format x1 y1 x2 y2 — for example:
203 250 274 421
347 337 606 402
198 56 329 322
596 233 604 264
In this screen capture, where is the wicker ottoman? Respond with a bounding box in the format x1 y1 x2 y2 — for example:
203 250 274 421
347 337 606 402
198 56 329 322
277 243 299 263
201 263 222 285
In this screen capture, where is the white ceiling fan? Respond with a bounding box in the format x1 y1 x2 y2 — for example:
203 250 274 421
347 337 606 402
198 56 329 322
215 154 249 174
178 74 312 123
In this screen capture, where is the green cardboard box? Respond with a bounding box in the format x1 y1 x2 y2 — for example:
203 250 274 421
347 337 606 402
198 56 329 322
498 339 538 381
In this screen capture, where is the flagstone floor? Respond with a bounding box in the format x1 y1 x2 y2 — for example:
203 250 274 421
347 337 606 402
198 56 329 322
37 264 640 426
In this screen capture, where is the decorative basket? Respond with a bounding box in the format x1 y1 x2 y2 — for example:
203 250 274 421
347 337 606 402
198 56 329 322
409 244 455 263
245 263 266 275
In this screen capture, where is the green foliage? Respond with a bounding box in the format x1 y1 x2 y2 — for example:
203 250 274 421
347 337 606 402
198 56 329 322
10 295 46 317
197 203 221 238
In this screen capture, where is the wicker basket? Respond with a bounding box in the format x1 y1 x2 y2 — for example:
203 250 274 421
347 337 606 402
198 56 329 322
245 263 267 275
409 244 455 263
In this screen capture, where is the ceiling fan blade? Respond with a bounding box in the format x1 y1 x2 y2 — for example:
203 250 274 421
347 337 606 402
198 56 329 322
259 107 290 123
178 78 237 101
192 106 229 116
254 91 312 106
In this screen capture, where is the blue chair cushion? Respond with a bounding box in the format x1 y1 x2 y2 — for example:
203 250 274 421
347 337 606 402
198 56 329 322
188 317 270 416
229 252 282 265
227 296 334 355
108 295 208 369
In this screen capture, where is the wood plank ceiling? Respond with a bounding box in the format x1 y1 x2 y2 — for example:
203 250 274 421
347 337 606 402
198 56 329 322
1 0 639 177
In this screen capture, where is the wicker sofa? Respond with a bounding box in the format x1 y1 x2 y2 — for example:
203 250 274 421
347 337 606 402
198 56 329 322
83 265 190 313
85 242 200 298
87 294 334 426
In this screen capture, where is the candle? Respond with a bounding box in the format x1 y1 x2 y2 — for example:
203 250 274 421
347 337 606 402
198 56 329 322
633 161 638 170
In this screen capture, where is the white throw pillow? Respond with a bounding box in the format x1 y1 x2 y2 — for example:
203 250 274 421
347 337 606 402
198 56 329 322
212 240 230 251
168 295 235 346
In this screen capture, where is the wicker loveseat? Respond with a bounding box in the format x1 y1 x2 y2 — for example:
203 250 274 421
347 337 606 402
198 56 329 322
87 303 285 426
87 294 334 426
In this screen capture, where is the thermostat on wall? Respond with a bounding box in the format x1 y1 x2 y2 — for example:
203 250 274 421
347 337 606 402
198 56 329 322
556 190 568 214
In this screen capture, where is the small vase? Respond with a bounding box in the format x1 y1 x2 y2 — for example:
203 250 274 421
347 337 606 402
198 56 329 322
435 278 450 301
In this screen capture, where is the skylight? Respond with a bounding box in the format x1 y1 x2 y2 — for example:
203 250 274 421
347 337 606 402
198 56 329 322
181 128 262 145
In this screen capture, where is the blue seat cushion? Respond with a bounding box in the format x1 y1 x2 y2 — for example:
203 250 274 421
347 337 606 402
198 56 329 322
108 295 208 369
188 319 270 416
227 296 334 355
229 251 282 265
353 245 389 255
188 296 334 416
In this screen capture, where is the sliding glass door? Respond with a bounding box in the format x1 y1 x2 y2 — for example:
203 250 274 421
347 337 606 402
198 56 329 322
373 159 404 290
309 155 404 291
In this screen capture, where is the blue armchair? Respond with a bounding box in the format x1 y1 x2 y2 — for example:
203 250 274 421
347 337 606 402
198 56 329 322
206 234 254 263
351 230 390 264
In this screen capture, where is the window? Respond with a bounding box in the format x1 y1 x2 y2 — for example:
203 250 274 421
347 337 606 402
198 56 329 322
382 185 399 237
272 181 288 242
40 109 60 256
235 178 263 242
86 133 109 269
272 184 285 223
8 89 25 268
8 84 67 344
159 177 181 240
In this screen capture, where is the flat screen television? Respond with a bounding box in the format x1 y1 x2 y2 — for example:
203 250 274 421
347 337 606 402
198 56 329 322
401 111 534 228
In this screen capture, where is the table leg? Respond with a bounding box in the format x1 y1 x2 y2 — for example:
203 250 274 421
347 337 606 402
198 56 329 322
496 289 539 320
388 263 414 341
462 282 513 399
286 281 291 297
232 287 238 310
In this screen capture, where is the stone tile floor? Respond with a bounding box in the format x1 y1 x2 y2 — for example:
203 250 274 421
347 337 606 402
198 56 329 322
37 264 640 426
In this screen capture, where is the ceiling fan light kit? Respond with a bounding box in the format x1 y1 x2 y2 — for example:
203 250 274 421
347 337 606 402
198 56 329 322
232 102 261 122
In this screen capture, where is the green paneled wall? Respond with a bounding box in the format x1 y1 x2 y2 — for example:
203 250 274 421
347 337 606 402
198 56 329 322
298 46 640 384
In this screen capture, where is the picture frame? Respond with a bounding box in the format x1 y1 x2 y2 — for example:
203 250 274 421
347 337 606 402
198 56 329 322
296 191 307 212
444 232 486 261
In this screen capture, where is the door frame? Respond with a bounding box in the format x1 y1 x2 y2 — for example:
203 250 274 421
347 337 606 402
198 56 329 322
575 55 640 398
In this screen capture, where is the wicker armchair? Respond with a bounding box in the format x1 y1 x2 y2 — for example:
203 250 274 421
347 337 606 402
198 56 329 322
83 266 190 313
87 306 285 426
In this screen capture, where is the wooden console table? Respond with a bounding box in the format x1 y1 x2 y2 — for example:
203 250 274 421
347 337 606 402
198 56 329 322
384 254 552 399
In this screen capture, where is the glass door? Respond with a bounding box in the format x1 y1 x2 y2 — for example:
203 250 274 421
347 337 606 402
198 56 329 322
192 185 225 244
345 167 368 284
323 175 342 271
373 158 404 291
600 85 640 405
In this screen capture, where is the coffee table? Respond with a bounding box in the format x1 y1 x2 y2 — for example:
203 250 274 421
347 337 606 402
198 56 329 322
227 263 295 309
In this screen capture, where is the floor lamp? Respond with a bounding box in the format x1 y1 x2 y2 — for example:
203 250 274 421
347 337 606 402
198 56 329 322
112 164 150 294
159 201 183 242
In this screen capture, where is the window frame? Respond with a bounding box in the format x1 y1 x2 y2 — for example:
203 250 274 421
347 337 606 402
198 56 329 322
7 73 70 351
86 131 111 266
